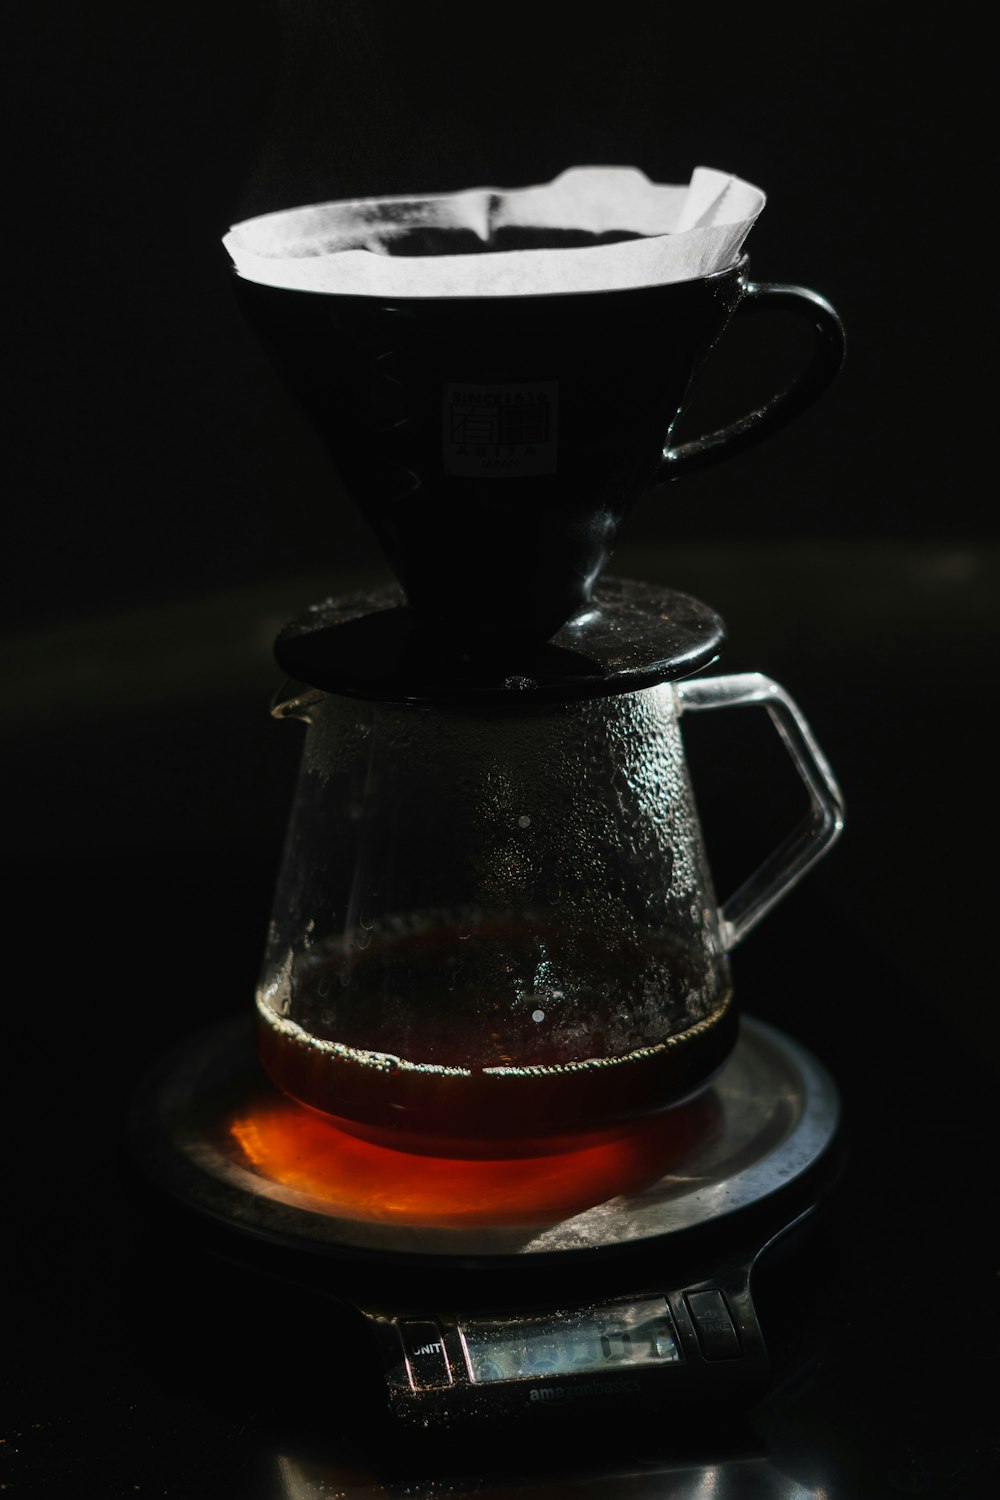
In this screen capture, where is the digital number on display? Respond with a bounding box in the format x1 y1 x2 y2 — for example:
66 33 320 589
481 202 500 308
459 1297 680 1385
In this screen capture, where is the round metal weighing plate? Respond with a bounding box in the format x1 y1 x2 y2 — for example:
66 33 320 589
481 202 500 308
131 1016 839 1260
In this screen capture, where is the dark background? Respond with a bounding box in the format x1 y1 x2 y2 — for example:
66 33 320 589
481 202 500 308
5 0 994 631
5 6 998 1497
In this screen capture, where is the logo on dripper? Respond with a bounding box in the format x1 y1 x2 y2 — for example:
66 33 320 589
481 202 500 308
444 380 558 476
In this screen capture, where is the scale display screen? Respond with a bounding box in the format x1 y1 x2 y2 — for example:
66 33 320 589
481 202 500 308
459 1297 680 1385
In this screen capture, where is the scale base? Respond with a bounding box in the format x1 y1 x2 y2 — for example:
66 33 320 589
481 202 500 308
129 1015 842 1432
130 1012 839 1260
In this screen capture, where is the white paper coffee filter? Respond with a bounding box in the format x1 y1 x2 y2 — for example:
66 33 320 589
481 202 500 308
223 166 765 298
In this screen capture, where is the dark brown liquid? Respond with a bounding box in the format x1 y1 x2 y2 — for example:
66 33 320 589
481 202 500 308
256 921 735 1157
229 1081 721 1227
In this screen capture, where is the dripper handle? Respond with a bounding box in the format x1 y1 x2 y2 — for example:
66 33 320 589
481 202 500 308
659 281 846 477
677 672 844 951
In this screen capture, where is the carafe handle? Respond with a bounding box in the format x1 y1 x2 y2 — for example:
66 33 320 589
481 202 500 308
658 281 846 477
676 673 844 951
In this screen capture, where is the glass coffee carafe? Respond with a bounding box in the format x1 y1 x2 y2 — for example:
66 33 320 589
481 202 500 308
255 583 843 1156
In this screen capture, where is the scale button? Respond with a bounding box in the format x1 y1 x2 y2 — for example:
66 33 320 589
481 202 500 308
397 1319 453 1390
685 1290 742 1361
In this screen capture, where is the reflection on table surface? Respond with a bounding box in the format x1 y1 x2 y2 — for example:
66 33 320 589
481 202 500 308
275 1450 825 1499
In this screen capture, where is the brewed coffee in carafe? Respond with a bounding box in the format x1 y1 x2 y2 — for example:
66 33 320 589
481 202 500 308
228 169 846 1155
257 664 736 1155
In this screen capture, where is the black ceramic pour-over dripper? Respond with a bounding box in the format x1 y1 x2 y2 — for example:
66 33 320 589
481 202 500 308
232 255 843 648
272 576 727 706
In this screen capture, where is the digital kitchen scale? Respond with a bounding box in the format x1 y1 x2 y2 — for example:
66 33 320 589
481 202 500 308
130 1013 842 1434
